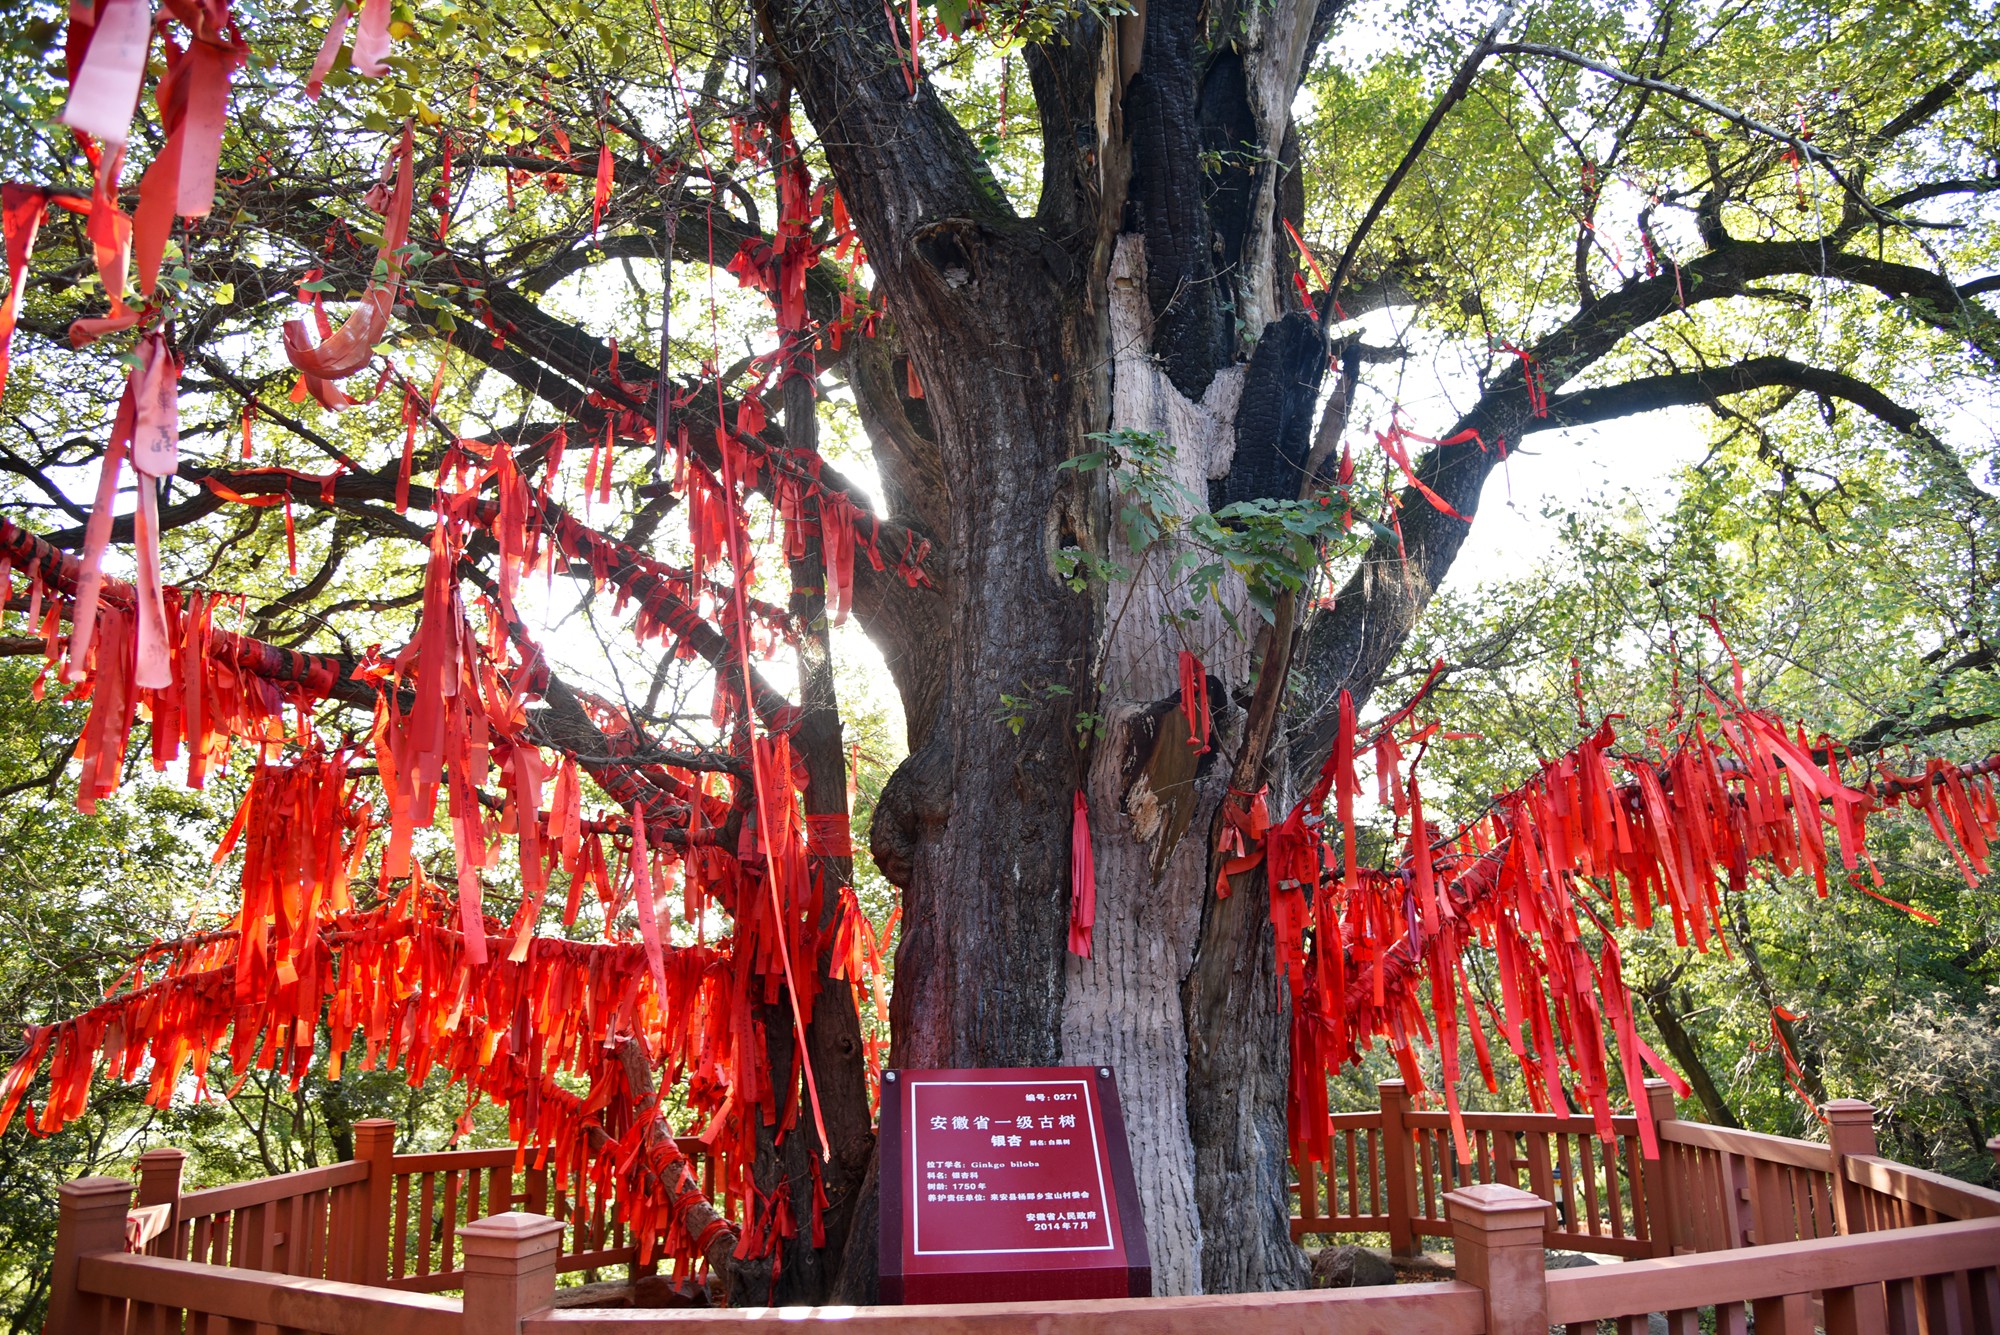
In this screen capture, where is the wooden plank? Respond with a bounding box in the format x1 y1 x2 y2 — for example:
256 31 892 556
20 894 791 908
1715 1302 1749 1335
1921 1269 1973 1335
1542 1232 1652 1260
1343 1130 1360 1220
440 1171 460 1276
1968 1266 2000 1334
1543 1217 2000 1326
524 1282 1487 1335
1526 1132 1554 1211
383 1270 464 1295
559 1247 641 1273
1750 1157 1793 1247
387 1149 516 1173
1823 1283 1888 1335
415 1174 435 1279
1555 1134 1580 1233
1843 1157 2000 1223
1417 1128 1437 1224
391 1175 410 1282
1661 1310 1700 1335
1403 1110 1641 1135
79 1253 458 1335
1603 1139 1626 1241
1661 1122 1836 1173
1752 1292 1811 1335
1365 1129 1382 1217
1578 1136 1603 1236
178 1164 369 1220
1885 1277 1920 1335
527 1166 550 1218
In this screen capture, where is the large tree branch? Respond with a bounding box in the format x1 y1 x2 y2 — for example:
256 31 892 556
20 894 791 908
1291 231 1998 778
1535 356 2000 526
763 0 1019 274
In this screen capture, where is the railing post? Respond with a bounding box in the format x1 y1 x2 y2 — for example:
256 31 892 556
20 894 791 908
45 1177 133 1335
353 1117 397 1286
1823 1099 1877 1237
134 1147 186 1260
461 1211 567 1333
1641 1078 1680 1257
1448 1183 1550 1335
1380 1079 1421 1257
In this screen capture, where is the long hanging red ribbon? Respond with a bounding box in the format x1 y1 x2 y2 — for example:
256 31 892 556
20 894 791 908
1068 790 1096 957
715 428 829 1156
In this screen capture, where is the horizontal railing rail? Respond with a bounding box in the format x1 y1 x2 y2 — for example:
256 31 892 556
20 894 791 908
48 1088 2000 1335
523 1280 1489 1334
79 1251 462 1335
1543 1214 2000 1334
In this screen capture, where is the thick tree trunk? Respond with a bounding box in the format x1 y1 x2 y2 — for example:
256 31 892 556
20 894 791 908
766 0 1336 1296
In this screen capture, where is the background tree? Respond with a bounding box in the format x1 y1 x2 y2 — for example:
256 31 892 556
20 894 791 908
0 0 1994 1306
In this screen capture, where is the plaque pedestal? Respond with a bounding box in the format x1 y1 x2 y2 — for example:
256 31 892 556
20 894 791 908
878 1065 1151 1304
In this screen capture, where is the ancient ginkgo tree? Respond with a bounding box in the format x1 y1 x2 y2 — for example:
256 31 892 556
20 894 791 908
0 0 1996 1305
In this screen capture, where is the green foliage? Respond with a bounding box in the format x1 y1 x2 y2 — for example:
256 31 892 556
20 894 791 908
1367 409 1999 1181
1060 429 1364 626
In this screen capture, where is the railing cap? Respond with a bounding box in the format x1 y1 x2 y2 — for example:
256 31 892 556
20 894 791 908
58 1177 133 1203
136 1147 186 1163
1822 1099 1875 1121
1446 1183 1551 1232
459 1210 567 1260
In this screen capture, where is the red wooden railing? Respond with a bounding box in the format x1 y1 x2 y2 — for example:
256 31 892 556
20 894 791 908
47 1084 2000 1335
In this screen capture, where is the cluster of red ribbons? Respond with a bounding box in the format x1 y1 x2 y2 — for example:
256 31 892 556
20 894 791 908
0 0 893 1276
1255 684 1999 1185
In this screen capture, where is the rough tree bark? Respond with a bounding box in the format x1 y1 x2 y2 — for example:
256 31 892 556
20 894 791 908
762 0 1348 1295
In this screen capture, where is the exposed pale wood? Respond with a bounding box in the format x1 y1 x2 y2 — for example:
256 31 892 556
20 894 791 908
79 1252 459 1334
1660 1122 1836 1173
1843 1156 2000 1222
1543 1217 2000 1325
527 1282 1486 1334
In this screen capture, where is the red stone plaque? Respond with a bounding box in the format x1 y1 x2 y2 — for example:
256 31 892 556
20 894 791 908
878 1065 1151 1304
